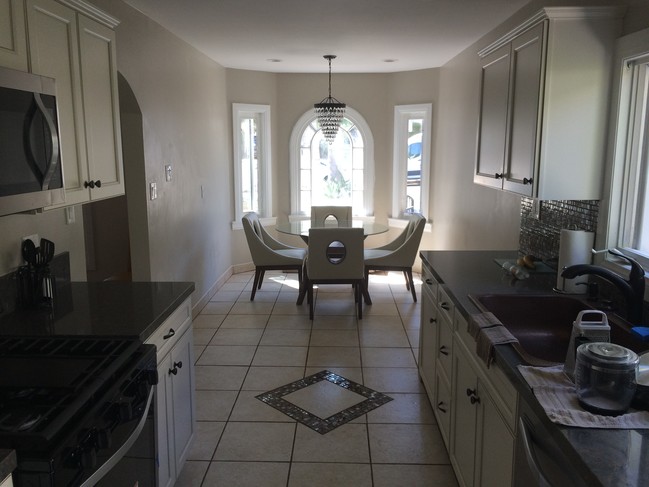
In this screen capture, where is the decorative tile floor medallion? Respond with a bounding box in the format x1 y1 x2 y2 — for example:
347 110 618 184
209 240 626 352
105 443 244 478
256 370 393 434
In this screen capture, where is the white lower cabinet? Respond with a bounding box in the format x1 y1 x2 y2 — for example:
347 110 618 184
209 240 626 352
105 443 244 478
146 297 195 487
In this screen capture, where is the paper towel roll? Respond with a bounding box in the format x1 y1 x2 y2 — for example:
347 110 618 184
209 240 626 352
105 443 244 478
556 229 595 293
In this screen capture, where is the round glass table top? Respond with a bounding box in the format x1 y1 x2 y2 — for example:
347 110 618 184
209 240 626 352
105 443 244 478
275 220 389 238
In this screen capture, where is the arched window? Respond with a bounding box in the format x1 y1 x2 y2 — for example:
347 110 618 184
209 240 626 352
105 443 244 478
290 107 374 217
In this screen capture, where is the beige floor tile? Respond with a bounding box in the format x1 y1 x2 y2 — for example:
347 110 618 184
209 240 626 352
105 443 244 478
292 423 370 463
407 329 420 348
289 463 372 487
252 346 308 366
201 302 235 314
311 315 358 330
193 328 217 346
363 367 425 393
307 346 361 368
260 329 311 346
187 421 225 460
366 393 435 424
271 301 310 315
311 298 358 316
364 292 397 303
219 314 269 329
276 291 301 303
359 327 410 348
193 345 206 364
196 345 256 366
362 302 400 316
219 282 248 292
368 423 450 464
359 315 404 328
283 380 367 419
361 347 417 368
229 301 276 315
304 367 364 384
194 365 248 391
227 272 254 282
204 461 290 487
310 329 359 347
237 290 279 302
209 328 263 346
229 390 296 422
403 313 422 330
174 460 209 487
195 390 238 421
372 464 459 487
210 290 242 302
267 314 312 329
213 422 296 461
242 366 305 391
193 314 226 329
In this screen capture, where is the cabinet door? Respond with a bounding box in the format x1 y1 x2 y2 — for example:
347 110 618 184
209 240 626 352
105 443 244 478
503 22 545 197
475 385 514 487
474 43 511 190
156 353 175 487
78 15 124 201
419 294 438 399
26 0 89 205
451 344 478 487
170 326 195 472
0 0 27 70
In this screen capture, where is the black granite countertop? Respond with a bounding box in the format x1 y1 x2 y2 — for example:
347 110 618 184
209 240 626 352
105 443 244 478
0 281 195 341
420 250 649 487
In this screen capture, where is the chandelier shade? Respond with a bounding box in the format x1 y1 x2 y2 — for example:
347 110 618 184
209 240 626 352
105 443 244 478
314 55 346 144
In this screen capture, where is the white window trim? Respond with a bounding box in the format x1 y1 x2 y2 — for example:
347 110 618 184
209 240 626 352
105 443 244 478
391 103 432 219
289 106 374 218
601 26 649 291
231 103 272 229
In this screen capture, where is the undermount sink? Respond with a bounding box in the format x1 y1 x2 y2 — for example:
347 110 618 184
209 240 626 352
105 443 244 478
469 294 648 365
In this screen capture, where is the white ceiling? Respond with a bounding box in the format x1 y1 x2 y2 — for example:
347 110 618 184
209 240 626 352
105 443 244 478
122 0 530 73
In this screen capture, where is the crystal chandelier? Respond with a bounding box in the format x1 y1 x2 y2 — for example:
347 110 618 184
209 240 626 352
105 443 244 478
314 55 346 144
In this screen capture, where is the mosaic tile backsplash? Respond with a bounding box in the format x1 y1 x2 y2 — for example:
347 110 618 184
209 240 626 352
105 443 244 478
518 198 599 266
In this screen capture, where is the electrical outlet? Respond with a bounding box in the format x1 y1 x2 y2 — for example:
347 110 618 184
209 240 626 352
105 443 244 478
22 234 39 247
165 164 172 182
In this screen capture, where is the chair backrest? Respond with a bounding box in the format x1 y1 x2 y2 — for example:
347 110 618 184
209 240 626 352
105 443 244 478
311 206 352 226
307 227 364 280
382 214 426 265
241 212 277 265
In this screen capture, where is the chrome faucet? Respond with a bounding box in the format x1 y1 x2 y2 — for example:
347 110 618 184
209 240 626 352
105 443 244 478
560 248 646 325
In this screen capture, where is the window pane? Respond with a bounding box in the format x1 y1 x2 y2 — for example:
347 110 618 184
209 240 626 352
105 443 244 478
240 117 259 213
300 169 311 190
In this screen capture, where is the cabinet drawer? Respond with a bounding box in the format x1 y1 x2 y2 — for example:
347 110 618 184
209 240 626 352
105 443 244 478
437 318 453 380
435 369 452 449
146 297 192 360
437 286 454 324
421 265 438 304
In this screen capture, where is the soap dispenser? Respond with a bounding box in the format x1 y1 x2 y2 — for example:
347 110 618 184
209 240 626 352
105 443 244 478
563 310 610 381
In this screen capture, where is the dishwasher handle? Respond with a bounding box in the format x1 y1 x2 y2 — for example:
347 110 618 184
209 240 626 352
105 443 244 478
518 416 553 487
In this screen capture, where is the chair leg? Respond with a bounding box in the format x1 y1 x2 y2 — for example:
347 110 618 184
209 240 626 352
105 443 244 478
406 268 417 302
296 268 306 305
404 270 410 291
363 269 372 305
251 268 262 301
357 281 363 319
308 284 314 320
258 270 265 289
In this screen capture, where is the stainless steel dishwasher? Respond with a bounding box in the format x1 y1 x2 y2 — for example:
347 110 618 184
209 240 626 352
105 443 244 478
514 395 589 487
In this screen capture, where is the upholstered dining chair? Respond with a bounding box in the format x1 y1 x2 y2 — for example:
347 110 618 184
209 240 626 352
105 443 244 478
364 213 426 303
304 227 365 320
242 212 306 301
311 205 352 225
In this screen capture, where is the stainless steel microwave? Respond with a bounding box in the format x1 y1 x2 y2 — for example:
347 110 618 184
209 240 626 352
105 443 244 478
0 66 65 217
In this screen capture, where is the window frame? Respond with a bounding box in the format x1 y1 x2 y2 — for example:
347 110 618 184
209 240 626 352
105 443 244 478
391 103 432 219
232 103 272 225
289 106 374 218
603 28 649 275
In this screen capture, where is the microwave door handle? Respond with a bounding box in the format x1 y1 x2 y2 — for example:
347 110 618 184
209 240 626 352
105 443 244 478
32 93 60 190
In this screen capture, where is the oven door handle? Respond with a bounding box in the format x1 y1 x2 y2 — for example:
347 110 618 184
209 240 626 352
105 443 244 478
518 416 553 487
80 385 154 487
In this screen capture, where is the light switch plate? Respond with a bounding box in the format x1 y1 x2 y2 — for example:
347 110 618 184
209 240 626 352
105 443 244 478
165 164 172 182
150 182 157 200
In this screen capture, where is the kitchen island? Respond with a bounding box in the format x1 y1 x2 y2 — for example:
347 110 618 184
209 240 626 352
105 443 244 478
420 250 649 487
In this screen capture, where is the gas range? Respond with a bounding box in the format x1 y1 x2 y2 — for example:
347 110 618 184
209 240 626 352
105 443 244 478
0 336 157 486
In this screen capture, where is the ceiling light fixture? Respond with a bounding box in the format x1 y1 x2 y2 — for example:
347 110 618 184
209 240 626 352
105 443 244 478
314 55 345 144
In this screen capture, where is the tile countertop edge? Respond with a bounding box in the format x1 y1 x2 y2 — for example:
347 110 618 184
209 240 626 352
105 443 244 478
419 250 646 487
0 449 16 482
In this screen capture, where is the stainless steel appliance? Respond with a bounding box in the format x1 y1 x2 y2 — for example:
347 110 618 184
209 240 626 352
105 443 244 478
0 336 157 486
0 66 65 217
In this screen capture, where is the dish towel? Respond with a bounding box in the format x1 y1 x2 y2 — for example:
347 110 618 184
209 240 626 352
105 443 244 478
518 364 649 428
469 312 519 367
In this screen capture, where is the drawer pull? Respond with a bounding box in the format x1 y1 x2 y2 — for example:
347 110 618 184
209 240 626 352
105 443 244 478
430 318 437 324
439 345 449 356
470 395 481 405
163 328 176 340
425 279 433 285
440 302 450 311
466 388 476 397
174 361 183 369
437 402 447 413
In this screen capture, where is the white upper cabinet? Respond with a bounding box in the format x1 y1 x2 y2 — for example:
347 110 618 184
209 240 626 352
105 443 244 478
0 0 27 70
2 0 123 208
474 7 624 200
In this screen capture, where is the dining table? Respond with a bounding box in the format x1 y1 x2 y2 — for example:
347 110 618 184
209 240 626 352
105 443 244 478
275 219 389 242
275 219 388 307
